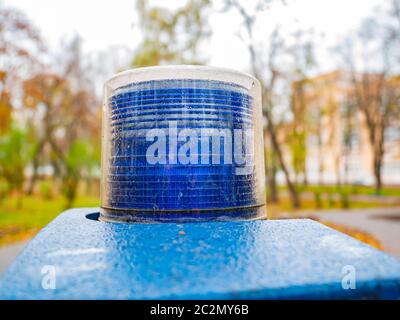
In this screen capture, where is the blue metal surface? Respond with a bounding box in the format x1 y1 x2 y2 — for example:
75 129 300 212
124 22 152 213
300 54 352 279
103 79 263 221
1 208 400 299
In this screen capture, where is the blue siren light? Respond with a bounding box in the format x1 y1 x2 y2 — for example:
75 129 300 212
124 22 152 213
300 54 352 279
100 65 266 222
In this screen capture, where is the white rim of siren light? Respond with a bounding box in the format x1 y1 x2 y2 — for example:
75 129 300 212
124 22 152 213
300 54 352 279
105 65 260 92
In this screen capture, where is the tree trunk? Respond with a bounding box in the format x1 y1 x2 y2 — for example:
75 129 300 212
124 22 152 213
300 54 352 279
373 154 383 195
302 148 309 187
264 128 279 203
16 191 23 210
64 178 78 209
265 108 300 208
27 139 45 195
268 153 279 203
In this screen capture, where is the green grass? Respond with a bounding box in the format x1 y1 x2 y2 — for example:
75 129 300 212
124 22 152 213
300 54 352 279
0 195 99 230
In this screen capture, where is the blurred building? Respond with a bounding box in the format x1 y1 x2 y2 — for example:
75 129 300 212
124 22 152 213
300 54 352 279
293 70 400 186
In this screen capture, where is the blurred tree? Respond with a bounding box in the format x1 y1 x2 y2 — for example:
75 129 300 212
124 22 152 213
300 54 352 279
351 73 398 194
341 96 357 187
387 0 400 62
338 1 400 194
223 0 301 208
23 73 69 194
57 37 101 206
0 7 102 206
23 36 101 203
314 104 326 186
0 6 45 134
0 125 31 207
289 31 316 187
132 0 211 66
62 139 98 208
0 6 46 203
0 70 12 134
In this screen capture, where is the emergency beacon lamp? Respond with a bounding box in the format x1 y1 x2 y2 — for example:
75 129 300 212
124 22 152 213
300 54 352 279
100 66 266 222
1 66 400 300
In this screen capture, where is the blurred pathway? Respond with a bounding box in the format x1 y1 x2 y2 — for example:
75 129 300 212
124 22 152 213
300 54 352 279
304 207 400 259
0 240 29 276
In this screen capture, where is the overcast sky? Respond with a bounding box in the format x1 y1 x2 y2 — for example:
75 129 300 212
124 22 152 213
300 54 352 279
3 0 384 74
